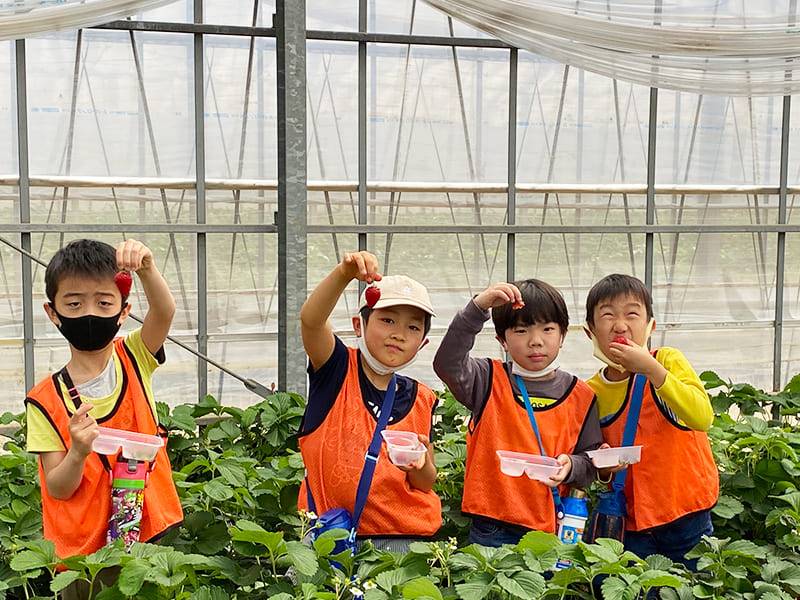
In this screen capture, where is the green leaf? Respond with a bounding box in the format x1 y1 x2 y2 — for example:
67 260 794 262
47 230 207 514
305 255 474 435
402 577 443 600
455 572 493 600
10 550 50 572
408 542 434 556
638 570 683 589
713 495 745 520
516 531 560 556
203 479 234 502
118 560 151 596
602 576 640 600
496 571 546 599
50 570 81 592
286 541 319 576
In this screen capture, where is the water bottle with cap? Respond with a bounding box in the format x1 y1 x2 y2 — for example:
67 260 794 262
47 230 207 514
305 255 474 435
555 489 589 569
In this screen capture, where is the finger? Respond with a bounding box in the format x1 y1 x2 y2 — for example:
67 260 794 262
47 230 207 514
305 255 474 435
70 403 94 422
75 416 98 432
343 253 354 264
599 442 610 450
353 254 367 277
417 434 430 447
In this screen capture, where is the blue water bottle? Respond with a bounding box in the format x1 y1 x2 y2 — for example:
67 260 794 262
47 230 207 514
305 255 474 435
555 489 589 569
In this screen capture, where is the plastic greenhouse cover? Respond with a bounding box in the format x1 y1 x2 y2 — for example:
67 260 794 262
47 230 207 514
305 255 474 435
0 0 178 40
421 0 800 96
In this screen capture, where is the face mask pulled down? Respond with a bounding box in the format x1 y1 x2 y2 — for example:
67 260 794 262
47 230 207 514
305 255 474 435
584 318 655 373
53 307 124 352
356 316 426 376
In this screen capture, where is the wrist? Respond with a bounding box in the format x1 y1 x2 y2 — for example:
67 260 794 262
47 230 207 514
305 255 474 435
67 445 91 462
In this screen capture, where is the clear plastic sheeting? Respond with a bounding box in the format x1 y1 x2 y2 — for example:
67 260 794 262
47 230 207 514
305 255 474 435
420 0 800 96
0 0 178 41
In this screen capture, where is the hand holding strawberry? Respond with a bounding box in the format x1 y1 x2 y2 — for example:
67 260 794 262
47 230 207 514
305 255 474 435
474 283 524 311
340 251 382 284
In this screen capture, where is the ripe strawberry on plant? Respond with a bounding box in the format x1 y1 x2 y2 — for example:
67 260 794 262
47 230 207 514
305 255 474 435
115 271 133 297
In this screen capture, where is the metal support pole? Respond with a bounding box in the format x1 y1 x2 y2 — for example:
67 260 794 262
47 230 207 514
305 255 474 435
15 40 34 392
358 0 367 255
774 95 790 397
645 88 657 291
194 0 208 400
507 48 517 283
276 0 308 394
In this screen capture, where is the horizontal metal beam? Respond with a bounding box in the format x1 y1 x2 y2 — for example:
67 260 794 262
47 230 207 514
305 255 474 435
0 175 794 196
307 223 800 234
0 224 277 233
93 20 510 48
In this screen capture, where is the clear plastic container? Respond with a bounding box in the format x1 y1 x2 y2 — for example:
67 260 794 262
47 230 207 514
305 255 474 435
92 426 163 462
381 430 426 467
586 445 642 469
496 450 561 482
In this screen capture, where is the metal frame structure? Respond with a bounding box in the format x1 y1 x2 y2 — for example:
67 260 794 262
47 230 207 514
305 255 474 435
4 1 799 400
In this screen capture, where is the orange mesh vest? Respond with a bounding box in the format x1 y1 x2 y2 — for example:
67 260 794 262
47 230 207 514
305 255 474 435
25 338 183 559
462 360 596 533
601 367 719 531
298 347 442 537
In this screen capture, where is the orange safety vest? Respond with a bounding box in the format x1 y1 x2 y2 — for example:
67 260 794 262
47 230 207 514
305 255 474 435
298 347 442 537
462 360 596 533
601 369 719 531
25 338 183 559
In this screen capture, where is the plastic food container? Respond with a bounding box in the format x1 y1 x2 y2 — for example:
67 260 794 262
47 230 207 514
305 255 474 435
496 450 561 482
92 426 163 462
586 445 642 468
381 430 426 467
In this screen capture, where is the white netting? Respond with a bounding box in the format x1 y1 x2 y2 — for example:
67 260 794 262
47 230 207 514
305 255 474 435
421 0 800 96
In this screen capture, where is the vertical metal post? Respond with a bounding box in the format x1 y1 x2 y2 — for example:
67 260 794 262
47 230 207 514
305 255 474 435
645 88 657 292
194 0 208 400
15 40 34 391
276 0 307 394
774 95 790 397
507 48 517 283
358 0 367 255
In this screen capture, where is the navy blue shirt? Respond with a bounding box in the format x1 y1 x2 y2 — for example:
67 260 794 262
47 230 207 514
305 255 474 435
301 337 436 437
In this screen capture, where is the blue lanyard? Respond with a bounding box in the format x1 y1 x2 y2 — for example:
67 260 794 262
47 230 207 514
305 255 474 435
515 374 563 516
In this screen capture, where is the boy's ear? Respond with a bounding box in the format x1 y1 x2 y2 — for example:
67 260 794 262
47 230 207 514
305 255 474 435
352 315 362 337
43 302 60 327
117 302 132 325
583 324 594 339
495 334 507 352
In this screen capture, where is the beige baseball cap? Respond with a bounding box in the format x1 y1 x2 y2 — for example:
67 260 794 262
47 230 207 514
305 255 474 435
358 275 436 317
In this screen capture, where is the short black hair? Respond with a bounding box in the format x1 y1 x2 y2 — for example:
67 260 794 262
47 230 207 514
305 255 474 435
360 306 432 336
45 239 123 303
585 274 653 326
491 279 569 340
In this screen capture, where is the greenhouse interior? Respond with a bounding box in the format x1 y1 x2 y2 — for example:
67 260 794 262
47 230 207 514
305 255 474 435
0 1 799 599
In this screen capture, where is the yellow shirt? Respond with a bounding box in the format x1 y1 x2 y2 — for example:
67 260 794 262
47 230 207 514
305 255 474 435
25 328 161 453
586 346 713 431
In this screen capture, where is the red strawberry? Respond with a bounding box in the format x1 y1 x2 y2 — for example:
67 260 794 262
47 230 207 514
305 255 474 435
364 285 381 308
612 335 629 345
115 271 133 297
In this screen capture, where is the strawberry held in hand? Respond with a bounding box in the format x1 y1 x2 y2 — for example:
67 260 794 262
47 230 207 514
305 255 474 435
365 285 381 308
114 271 133 298
612 335 629 346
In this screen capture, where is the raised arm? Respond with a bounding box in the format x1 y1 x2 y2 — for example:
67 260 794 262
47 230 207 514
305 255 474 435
301 251 381 370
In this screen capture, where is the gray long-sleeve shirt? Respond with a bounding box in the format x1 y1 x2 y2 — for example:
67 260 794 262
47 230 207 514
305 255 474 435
433 299 601 488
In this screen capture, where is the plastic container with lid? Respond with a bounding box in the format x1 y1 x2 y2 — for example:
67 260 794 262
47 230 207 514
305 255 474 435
92 427 163 462
586 445 642 469
496 450 561 482
380 430 426 467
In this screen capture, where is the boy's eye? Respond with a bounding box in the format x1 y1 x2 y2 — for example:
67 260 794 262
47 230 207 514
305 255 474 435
409 325 420 332
381 318 394 324
627 312 639 317
66 302 80 308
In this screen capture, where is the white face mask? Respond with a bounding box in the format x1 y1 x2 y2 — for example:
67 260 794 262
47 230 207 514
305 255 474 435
584 318 655 373
356 316 426 376
511 355 561 380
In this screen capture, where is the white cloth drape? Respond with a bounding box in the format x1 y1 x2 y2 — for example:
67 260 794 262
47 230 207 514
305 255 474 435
421 0 800 96
0 0 178 41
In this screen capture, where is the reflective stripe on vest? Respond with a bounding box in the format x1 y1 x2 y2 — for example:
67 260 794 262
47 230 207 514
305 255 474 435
298 347 442 537
600 373 719 531
462 360 596 533
26 337 183 559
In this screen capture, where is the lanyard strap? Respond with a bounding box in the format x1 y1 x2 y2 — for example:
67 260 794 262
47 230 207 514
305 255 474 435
514 374 562 514
306 374 398 532
59 367 113 473
612 373 647 492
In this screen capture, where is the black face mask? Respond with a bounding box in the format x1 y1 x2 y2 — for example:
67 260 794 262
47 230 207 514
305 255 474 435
52 307 124 352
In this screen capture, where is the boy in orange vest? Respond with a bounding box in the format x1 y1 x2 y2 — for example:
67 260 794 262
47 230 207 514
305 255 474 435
584 274 718 567
25 239 183 567
297 251 441 552
433 279 601 546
